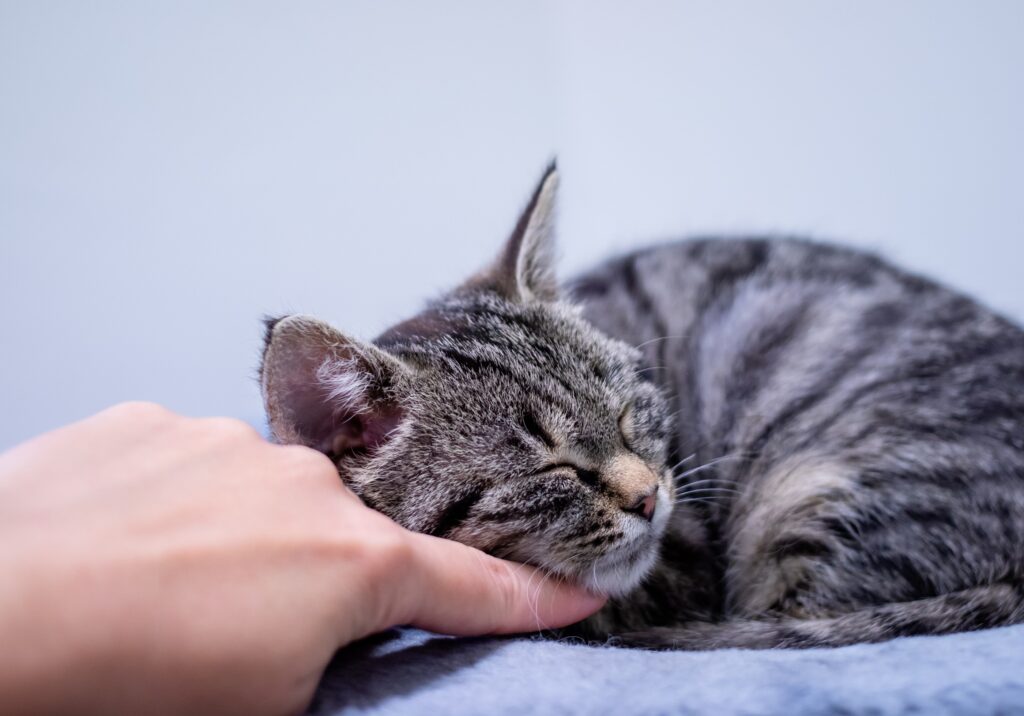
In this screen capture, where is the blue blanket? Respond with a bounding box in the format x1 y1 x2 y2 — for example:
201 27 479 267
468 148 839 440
310 625 1024 715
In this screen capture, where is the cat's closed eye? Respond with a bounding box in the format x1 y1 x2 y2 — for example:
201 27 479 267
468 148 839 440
542 462 601 490
619 404 637 447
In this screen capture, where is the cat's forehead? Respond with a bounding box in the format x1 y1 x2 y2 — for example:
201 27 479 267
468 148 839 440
377 294 635 366
374 295 639 409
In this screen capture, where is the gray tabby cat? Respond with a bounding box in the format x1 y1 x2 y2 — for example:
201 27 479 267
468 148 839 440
260 164 1024 649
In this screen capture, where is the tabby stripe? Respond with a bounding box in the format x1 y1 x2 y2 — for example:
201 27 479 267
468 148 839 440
492 313 592 398
714 300 814 447
767 535 834 560
428 492 484 537
478 491 577 525
805 340 1024 453
744 342 877 469
621 256 671 371
440 346 519 378
693 239 770 315
870 552 938 597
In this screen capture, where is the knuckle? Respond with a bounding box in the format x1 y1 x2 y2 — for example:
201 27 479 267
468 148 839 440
388 532 415 569
368 530 414 577
279 444 338 481
199 416 262 442
106 400 175 423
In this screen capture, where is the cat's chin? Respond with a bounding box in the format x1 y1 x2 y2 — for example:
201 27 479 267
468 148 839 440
575 476 674 597
578 539 661 597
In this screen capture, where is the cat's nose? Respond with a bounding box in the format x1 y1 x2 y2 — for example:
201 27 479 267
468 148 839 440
625 486 658 521
607 453 660 522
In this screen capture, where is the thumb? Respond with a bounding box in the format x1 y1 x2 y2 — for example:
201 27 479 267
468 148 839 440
393 532 607 636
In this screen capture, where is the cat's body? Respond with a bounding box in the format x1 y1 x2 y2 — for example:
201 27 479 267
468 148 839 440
261 166 1024 649
569 237 1024 647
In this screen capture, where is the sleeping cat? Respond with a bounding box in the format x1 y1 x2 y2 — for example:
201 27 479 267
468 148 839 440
260 164 1024 649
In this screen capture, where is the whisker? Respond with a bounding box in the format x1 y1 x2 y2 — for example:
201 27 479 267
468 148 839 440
676 485 743 495
524 563 544 631
674 488 742 501
676 476 740 489
674 496 733 506
674 450 757 470
633 334 689 351
634 365 668 375
675 488 738 501
674 453 754 481
667 453 699 473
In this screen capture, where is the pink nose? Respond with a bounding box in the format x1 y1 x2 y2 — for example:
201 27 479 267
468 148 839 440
626 487 658 521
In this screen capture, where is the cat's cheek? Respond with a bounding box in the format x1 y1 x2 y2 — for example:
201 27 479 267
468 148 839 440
342 468 421 531
442 520 507 556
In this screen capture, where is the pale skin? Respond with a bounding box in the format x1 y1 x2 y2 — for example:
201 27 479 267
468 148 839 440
0 403 606 716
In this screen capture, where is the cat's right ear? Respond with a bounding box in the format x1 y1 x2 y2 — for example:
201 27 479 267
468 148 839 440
260 315 411 460
469 161 560 303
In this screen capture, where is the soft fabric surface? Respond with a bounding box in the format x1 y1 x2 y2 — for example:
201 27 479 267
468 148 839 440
310 625 1024 715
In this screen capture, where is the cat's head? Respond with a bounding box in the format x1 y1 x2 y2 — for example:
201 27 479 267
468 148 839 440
260 164 674 596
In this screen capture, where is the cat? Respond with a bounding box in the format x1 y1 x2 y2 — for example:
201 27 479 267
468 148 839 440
259 163 1024 649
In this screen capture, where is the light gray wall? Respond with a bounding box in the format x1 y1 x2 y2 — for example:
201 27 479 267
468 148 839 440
2 2 1022 449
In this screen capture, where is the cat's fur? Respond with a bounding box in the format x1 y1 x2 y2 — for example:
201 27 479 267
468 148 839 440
260 164 1024 649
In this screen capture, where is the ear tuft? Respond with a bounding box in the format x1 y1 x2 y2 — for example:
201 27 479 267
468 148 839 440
260 315 409 460
318 357 373 413
471 161 560 302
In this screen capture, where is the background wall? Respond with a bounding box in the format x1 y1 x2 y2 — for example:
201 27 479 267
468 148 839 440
2 1 1022 448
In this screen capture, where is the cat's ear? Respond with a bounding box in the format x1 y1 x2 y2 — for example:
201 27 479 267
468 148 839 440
473 161 560 302
260 315 410 459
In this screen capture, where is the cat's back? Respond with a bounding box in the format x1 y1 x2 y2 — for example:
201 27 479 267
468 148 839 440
570 236 1023 363
569 236 1024 463
570 236 984 346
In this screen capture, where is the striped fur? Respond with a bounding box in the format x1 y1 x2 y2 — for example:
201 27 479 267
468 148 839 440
261 166 1024 648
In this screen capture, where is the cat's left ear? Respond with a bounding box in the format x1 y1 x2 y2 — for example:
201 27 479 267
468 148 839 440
473 161 560 302
260 315 411 460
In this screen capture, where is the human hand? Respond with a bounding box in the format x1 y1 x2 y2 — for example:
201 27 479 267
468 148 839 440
0 403 605 716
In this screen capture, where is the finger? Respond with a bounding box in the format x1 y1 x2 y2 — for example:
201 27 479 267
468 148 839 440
395 532 607 636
